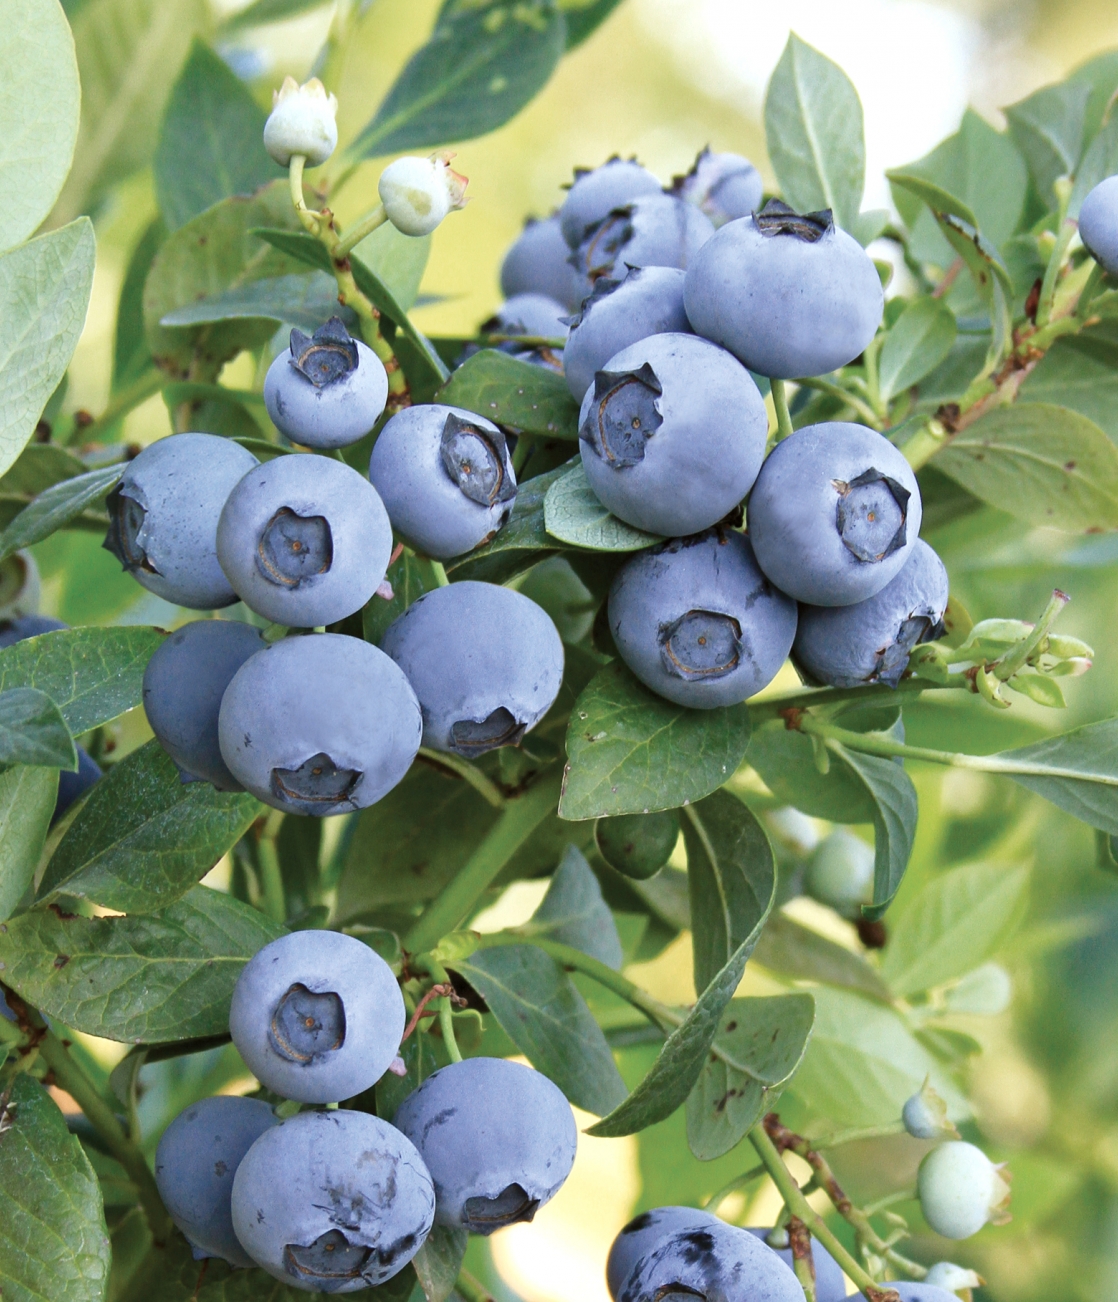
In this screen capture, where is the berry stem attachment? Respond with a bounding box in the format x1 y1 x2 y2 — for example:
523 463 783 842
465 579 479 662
455 1267 497 1302
770 377 795 442
254 809 287 923
333 203 388 260
792 376 883 430
288 155 321 236
416 748 506 809
703 1163 766 1213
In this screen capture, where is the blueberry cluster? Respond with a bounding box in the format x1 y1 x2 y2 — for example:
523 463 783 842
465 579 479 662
155 929 577 1290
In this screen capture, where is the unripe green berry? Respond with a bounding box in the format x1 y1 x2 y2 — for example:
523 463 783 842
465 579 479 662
917 1141 1011 1240
804 829 874 917
595 811 679 880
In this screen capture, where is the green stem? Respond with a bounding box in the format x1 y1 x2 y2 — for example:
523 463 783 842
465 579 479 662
793 376 883 429
37 1031 171 1240
746 675 958 724
770 378 794 442
438 997 462 1062
1036 218 1077 330
403 772 562 954
994 589 1069 681
289 155 321 235
1077 262 1106 320
63 368 165 445
334 204 388 259
417 748 506 808
455 1268 496 1302
430 561 450 588
704 1163 766 1213
808 1121 907 1150
863 1188 916 1217
256 809 287 923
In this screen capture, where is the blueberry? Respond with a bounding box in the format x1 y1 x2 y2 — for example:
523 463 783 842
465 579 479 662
263 318 389 450
607 1206 719 1298
804 830 874 918
1078 175 1118 276
231 1108 434 1291
53 748 102 825
142 619 267 790
853 1286 959 1302
380 582 563 756
0 614 67 650
917 1141 1010 1240
608 530 797 709
501 214 591 310
902 1081 955 1141
217 453 392 627
559 158 663 249
578 333 766 537
673 148 764 228
154 1095 278 1267
595 811 679 880
484 293 569 341
572 195 714 284
564 267 690 402
217 632 421 816
794 540 948 688
745 1227 846 1302
393 1057 576 1234
370 405 517 560
104 433 259 610
684 200 883 379
229 929 406 1103
747 422 922 607
618 1220 806 1302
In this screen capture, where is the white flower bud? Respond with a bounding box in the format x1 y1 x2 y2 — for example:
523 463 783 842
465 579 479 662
379 152 468 237
924 1261 985 1292
264 76 338 168
918 1141 1011 1239
902 1077 959 1140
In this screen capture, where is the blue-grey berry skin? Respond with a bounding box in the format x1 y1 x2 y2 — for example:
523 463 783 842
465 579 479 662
1078 175 1118 275
578 333 767 537
564 267 690 402
853 1287 958 1302
748 422 922 607
217 453 392 627
0 614 66 648
501 214 590 310
218 633 421 817
608 531 797 709
744 1229 846 1302
794 540 948 688
142 619 267 790
53 748 102 825
684 207 883 379
103 433 259 610
369 405 517 560
264 339 388 449
573 194 715 284
619 1221 806 1302
229 929 405 1104
380 582 563 757
559 159 663 248
231 1109 434 1292
675 149 764 227
486 293 569 340
154 1096 278 1268
393 1057 577 1234
607 1207 719 1298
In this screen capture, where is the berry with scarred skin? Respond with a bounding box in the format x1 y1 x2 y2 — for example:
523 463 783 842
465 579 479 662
617 1220 806 1302
606 1206 719 1298
559 158 663 248
572 194 714 284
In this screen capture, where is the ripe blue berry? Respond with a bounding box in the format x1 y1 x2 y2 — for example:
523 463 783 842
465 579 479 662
216 453 392 627
370 405 517 560
393 1057 577 1234
617 1220 806 1302
564 267 690 402
674 148 764 227
607 1207 718 1298
0 614 66 649
154 1096 278 1267
572 195 714 284
263 318 388 450
745 1228 847 1302
218 632 421 816
103 433 259 610
231 1109 434 1291
142 619 266 790
485 293 568 341
381 581 563 756
747 422 922 606
608 530 797 709
501 214 590 309
854 1286 959 1302
229 928 406 1103
794 540 948 688
804 830 874 918
578 333 767 537
684 200 883 378
559 158 663 248
1078 175 1118 276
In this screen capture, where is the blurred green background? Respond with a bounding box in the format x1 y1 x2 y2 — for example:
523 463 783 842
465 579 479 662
52 2 1118 1299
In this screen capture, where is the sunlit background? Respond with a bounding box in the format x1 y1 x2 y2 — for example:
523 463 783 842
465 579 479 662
53 2 1118 1300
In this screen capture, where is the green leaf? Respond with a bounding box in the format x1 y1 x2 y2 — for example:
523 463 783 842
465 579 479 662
0 464 121 564
0 766 58 923
0 219 96 480
1018 321 1118 441
351 0 566 159
746 722 877 823
836 743 918 918
55 0 207 224
685 993 815 1161
589 796 776 1138
0 885 283 1042
560 0 623 48
159 271 353 334
751 911 893 1003
0 1074 110 1302
559 662 752 820
936 402 1118 532
1004 80 1090 200
763 33 865 233
544 464 663 551
885 172 976 230
520 842 623 969
0 687 76 770
351 222 433 315
114 219 165 390
437 349 580 439
880 862 1030 996
0 625 164 736
39 740 260 915
0 0 81 254
456 943 628 1116
878 297 957 403
0 444 86 500
219 0 331 32
996 718 1118 834
1069 110 1118 218
412 1224 468 1302
363 551 440 646
155 40 281 231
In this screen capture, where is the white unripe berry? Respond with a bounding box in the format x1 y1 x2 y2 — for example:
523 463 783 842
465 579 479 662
263 76 338 167
379 152 468 236
924 1261 985 1291
917 1141 1011 1240
902 1078 959 1140
804 828 874 917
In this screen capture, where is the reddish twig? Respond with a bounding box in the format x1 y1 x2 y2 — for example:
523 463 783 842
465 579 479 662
400 983 466 1042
